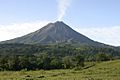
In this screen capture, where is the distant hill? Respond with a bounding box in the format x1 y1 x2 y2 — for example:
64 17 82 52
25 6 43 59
1 21 104 46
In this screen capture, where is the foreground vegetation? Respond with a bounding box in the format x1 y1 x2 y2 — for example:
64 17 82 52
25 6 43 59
0 44 119 79
0 43 119 71
0 60 119 80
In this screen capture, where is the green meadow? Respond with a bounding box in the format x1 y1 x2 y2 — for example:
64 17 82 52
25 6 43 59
0 60 119 80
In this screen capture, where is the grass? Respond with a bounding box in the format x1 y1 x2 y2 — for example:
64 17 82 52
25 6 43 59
0 60 120 80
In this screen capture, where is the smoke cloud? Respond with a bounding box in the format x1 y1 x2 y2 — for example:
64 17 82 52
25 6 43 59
56 0 71 21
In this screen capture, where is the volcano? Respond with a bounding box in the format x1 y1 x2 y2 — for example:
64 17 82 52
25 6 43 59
1 21 102 46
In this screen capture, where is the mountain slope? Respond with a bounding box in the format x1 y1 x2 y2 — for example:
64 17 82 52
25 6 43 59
1 21 102 46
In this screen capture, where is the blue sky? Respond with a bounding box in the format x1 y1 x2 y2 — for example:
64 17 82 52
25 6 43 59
0 0 57 24
0 0 120 26
0 0 120 46
64 0 120 27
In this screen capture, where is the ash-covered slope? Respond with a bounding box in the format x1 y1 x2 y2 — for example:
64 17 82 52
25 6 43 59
1 21 101 45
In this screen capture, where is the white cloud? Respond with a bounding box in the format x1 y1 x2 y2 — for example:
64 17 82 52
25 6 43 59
75 26 120 46
0 20 50 41
56 0 71 21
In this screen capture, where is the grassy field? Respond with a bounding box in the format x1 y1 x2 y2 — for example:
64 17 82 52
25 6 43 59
0 60 120 80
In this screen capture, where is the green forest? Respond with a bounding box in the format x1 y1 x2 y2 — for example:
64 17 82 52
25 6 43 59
0 43 119 71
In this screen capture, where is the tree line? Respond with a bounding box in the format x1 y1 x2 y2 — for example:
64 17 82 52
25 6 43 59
0 53 85 71
0 53 114 71
0 43 119 71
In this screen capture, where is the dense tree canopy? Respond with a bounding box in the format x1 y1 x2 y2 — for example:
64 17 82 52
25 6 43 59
0 43 119 71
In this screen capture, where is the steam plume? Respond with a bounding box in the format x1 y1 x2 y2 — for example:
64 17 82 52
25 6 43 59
56 0 71 21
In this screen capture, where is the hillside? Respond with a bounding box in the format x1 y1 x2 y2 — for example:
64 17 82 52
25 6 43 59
80 60 120 80
0 43 119 56
0 60 119 80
